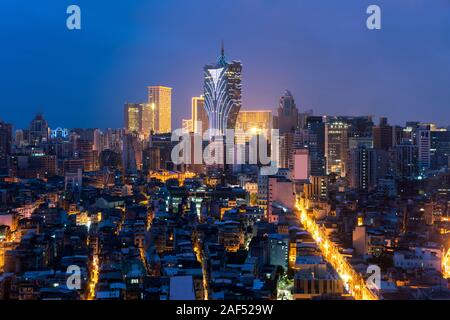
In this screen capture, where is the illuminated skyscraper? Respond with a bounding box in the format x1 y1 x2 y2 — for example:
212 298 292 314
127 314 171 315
191 96 209 134
306 116 326 175
235 110 272 143
349 145 377 192
430 128 450 170
141 103 155 137
124 103 142 133
124 103 155 138
204 45 242 134
235 110 272 132
148 86 172 134
279 132 294 169
417 125 431 172
325 119 349 176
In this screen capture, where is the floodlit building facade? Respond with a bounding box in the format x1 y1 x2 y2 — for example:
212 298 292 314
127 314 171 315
148 86 172 134
204 46 242 134
191 96 209 134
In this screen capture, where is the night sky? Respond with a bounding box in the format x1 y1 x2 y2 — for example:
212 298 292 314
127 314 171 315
1 0 450 130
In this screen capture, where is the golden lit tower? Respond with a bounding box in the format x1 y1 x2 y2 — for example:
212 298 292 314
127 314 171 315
141 103 155 137
124 103 155 138
235 110 272 133
191 95 209 134
148 86 172 134
124 103 142 133
235 110 272 142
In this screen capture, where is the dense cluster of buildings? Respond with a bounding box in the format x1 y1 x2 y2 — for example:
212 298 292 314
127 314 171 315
0 47 450 300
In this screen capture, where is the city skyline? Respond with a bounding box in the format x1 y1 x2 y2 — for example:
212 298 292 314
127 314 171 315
2 1 450 304
1 1 450 129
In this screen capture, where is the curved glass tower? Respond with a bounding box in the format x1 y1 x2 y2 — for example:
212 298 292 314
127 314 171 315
203 45 242 135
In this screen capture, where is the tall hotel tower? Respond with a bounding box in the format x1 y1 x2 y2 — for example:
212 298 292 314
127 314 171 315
148 86 172 134
203 45 242 134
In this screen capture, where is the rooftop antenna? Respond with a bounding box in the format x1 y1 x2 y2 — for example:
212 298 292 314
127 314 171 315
217 40 227 66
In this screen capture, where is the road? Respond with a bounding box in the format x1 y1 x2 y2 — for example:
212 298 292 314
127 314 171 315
295 199 378 300
443 248 450 279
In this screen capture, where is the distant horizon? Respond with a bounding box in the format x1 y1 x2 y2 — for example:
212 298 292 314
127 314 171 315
1 1 450 129
3 108 448 132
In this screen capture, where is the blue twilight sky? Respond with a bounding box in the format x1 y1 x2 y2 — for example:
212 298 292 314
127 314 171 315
1 0 450 130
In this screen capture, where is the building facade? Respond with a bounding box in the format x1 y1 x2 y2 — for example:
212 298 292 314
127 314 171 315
277 90 299 134
191 96 209 134
325 120 349 176
203 46 242 134
148 86 172 134
124 103 155 138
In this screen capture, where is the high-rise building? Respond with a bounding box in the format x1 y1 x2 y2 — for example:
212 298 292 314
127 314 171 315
235 110 272 143
10 154 57 179
298 109 313 131
325 120 349 176
29 113 49 145
76 140 97 172
345 116 374 138
204 45 242 134
149 133 175 170
257 173 269 215
143 147 161 172
235 110 272 132
279 132 295 169
122 133 143 174
0 120 12 173
417 125 431 172
148 86 172 134
141 103 155 137
373 117 393 150
103 128 124 154
191 96 209 134
431 129 450 170
29 154 57 178
349 146 377 192
393 125 405 146
124 103 142 133
306 116 326 176
124 103 155 138
304 175 328 201
396 140 418 179
292 149 310 181
277 90 299 134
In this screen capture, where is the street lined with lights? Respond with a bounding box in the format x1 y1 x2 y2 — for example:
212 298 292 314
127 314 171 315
443 248 450 279
87 255 99 300
295 199 378 300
